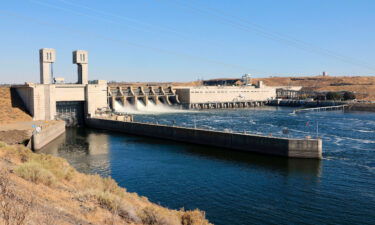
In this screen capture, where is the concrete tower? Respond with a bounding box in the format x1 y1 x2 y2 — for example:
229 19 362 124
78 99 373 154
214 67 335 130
73 50 88 84
39 48 56 84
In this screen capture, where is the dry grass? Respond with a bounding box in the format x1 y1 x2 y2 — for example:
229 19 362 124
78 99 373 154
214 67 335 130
252 75 375 100
15 162 56 186
0 170 34 225
0 142 213 225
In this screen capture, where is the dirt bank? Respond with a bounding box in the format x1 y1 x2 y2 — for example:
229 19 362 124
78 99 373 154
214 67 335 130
0 87 32 124
0 142 212 225
252 76 375 101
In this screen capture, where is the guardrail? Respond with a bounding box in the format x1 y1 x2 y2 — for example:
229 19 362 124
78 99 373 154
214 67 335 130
293 105 348 114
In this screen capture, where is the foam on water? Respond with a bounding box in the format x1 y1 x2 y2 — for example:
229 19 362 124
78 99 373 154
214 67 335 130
40 107 375 225
113 100 192 114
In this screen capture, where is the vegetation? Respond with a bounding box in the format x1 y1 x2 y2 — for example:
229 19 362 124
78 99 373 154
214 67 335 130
0 142 212 225
326 92 343 100
343 91 356 100
252 76 375 101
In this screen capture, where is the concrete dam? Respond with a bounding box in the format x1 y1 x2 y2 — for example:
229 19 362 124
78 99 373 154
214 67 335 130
108 85 180 109
12 48 323 159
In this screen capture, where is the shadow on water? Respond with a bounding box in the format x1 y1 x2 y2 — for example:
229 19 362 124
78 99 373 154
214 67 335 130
39 127 322 178
117 131 322 177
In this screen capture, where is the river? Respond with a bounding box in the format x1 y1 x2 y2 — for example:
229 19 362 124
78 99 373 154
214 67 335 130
40 107 375 225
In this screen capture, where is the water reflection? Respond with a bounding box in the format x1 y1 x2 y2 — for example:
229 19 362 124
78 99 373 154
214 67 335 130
40 128 321 178
39 128 111 175
117 133 322 177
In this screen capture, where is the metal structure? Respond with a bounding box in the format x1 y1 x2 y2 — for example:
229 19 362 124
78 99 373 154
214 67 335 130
55 101 85 126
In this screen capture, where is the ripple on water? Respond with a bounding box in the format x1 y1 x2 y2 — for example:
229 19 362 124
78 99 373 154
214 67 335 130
41 108 375 225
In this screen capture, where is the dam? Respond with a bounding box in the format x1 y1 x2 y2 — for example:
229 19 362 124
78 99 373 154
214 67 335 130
11 48 322 158
108 85 180 109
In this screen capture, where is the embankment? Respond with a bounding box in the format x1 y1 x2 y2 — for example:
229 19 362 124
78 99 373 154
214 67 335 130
0 86 32 124
0 142 211 225
348 103 375 112
32 120 66 150
86 118 322 159
0 120 66 150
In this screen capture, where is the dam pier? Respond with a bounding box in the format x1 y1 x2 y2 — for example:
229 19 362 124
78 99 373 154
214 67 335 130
11 48 323 159
86 117 322 159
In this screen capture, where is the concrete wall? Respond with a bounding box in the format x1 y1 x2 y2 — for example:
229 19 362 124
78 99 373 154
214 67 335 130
86 82 108 117
348 103 375 112
15 86 35 116
55 85 86 101
175 85 276 104
86 118 322 159
14 81 108 121
15 84 55 120
32 121 66 150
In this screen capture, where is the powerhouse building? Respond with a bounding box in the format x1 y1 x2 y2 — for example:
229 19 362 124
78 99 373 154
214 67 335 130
175 81 276 109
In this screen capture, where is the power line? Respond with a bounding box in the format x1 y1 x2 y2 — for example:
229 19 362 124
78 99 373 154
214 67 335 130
165 0 375 71
0 10 265 74
30 0 236 50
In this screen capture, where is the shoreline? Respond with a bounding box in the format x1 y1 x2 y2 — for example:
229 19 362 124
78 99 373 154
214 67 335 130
0 142 212 225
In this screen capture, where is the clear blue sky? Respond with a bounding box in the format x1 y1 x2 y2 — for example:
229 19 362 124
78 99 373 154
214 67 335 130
0 0 374 84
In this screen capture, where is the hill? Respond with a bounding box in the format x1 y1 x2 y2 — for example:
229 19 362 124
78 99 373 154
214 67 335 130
0 87 32 124
252 76 375 100
112 76 375 100
0 142 211 225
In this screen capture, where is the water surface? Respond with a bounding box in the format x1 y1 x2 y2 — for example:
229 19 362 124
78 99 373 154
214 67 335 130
40 107 375 225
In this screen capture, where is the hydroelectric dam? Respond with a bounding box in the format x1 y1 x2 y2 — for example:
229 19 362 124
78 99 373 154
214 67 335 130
11 48 322 159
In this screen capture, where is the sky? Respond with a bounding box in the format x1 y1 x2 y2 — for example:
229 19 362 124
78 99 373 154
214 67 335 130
0 0 374 84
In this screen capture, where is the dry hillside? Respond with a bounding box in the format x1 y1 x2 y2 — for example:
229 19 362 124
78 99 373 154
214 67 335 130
114 76 375 100
0 87 32 124
252 76 375 100
0 142 212 225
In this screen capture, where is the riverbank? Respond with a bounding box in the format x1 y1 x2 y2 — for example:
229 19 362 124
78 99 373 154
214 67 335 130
0 142 211 225
348 103 375 112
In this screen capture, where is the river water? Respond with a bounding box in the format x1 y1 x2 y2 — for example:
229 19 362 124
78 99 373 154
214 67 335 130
40 107 375 225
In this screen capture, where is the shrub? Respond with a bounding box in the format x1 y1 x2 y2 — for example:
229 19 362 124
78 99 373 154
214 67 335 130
0 141 6 148
181 209 211 225
326 92 343 100
29 154 76 181
139 207 165 225
343 91 356 100
97 191 121 212
1 144 32 163
102 177 126 198
15 161 56 186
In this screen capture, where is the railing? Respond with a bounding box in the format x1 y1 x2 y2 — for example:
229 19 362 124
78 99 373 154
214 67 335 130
293 105 348 114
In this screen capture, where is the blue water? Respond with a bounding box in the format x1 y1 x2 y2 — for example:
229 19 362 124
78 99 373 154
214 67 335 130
40 107 375 225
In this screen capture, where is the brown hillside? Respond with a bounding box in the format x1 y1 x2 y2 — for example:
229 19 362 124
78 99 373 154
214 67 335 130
113 76 375 100
254 76 375 101
0 142 212 225
0 87 32 124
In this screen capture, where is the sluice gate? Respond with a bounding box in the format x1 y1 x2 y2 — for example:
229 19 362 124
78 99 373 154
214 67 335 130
55 101 85 126
108 86 180 109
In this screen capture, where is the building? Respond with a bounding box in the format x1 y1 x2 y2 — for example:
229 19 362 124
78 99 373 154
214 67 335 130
175 81 276 109
14 48 108 126
202 78 242 86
